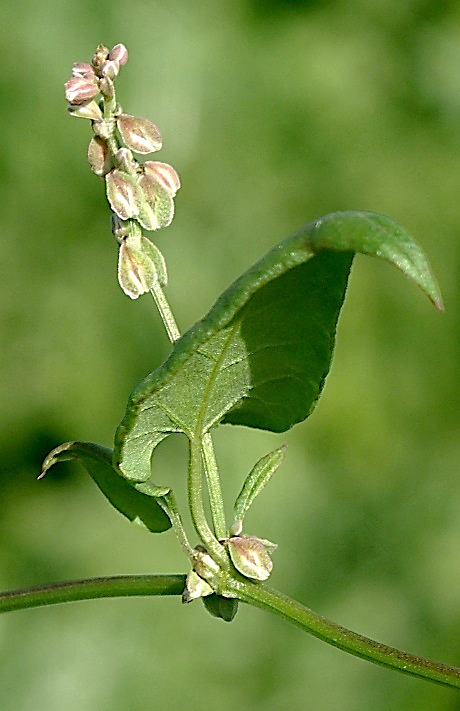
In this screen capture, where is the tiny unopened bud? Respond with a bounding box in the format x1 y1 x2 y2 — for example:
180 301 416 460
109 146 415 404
72 62 95 78
92 44 109 71
100 59 120 79
182 571 213 604
230 519 243 536
64 75 99 105
115 147 137 173
109 43 128 66
106 169 141 220
192 547 221 590
111 214 131 243
67 100 103 121
143 161 181 195
88 136 112 175
227 536 275 581
92 119 113 140
116 114 162 154
99 76 114 99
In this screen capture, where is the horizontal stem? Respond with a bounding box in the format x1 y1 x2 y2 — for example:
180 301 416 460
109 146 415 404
0 575 186 614
2 573 458 689
230 579 460 689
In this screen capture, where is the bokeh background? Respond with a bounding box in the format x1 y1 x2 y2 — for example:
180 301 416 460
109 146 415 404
1 0 459 709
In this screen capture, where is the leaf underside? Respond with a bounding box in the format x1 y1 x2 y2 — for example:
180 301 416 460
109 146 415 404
114 210 443 483
40 441 171 532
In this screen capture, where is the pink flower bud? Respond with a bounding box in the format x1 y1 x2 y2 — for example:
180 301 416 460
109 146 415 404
226 536 275 581
88 136 112 175
117 236 158 299
64 75 99 105
92 44 109 70
116 114 162 154
109 44 128 66
100 59 120 79
105 169 142 220
71 62 95 78
143 161 181 196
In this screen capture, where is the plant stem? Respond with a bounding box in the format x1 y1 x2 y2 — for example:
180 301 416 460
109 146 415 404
201 432 227 540
228 578 460 689
160 491 195 558
150 281 181 343
2 571 457 689
188 437 229 569
0 575 186 614
149 282 227 560
101 86 119 156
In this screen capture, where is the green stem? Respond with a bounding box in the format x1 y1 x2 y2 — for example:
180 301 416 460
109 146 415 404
3 571 457 689
101 86 119 155
228 578 460 689
149 285 227 561
201 432 227 540
150 281 181 343
188 437 229 569
160 491 194 558
0 575 186 614
102 86 117 119
146 253 229 554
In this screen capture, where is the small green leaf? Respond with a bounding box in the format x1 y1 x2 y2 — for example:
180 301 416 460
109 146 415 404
40 441 171 533
114 211 443 482
233 445 286 529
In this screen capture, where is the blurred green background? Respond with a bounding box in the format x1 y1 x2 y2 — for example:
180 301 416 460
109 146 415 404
1 0 459 708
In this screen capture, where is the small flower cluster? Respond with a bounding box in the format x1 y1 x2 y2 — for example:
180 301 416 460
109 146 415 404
64 44 180 299
64 43 128 107
182 533 276 607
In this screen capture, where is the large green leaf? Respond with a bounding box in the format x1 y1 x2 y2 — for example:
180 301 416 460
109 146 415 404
40 441 171 532
114 211 443 483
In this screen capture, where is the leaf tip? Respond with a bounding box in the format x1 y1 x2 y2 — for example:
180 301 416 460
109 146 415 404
433 295 445 313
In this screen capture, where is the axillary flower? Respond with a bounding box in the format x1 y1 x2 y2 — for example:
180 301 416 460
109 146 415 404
64 43 180 299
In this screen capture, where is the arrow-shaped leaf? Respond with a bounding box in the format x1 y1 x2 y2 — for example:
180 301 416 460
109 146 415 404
40 441 171 532
114 211 443 483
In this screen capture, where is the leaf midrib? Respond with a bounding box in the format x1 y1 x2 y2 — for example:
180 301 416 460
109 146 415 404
193 319 241 439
